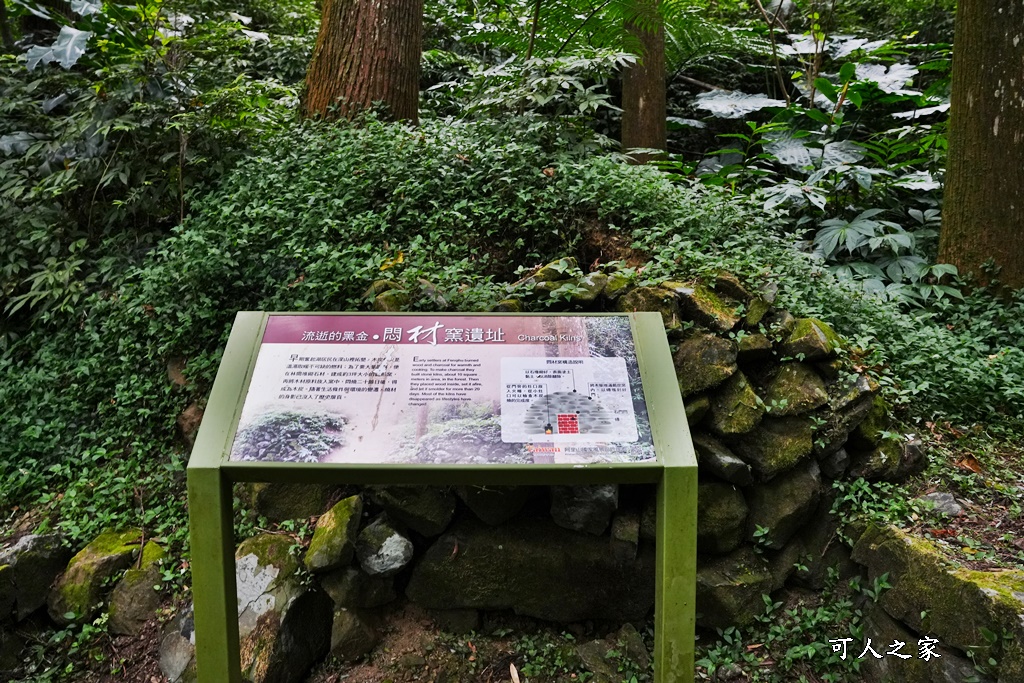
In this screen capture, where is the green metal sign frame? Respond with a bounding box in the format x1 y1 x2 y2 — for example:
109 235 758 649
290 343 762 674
187 311 697 682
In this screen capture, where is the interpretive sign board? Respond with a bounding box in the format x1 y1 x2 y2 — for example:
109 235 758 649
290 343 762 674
187 312 696 683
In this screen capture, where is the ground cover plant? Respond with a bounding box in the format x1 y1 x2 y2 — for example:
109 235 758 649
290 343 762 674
1 0 1022 680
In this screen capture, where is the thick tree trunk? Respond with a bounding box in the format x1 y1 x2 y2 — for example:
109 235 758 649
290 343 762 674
940 0 1024 288
621 0 666 164
302 0 423 123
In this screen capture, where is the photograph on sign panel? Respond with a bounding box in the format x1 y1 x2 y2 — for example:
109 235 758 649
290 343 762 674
229 315 654 465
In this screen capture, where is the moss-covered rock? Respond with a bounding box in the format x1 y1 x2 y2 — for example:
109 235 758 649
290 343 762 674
763 362 828 416
730 417 814 479
368 486 455 537
851 524 1024 680
693 433 753 486
534 257 577 282
737 333 772 361
304 495 363 573
239 482 337 522
48 529 143 626
744 297 773 327
455 485 533 526
696 546 774 629
610 509 641 562
372 288 411 311
235 534 333 683
405 516 655 622
745 460 822 550
848 439 903 481
108 540 166 635
570 272 609 303
0 534 70 621
603 271 632 299
318 567 396 609
814 375 879 458
697 482 748 555
493 298 523 312
714 271 751 301
848 394 890 450
330 608 379 662
673 333 738 396
356 516 414 577
685 394 711 425
616 286 681 331
663 282 741 332
780 318 842 360
535 278 576 293
708 371 765 436
363 279 400 298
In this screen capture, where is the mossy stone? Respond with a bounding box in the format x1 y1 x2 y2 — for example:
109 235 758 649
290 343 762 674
708 371 765 436
616 286 681 331
108 540 166 635
696 546 774 629
714 271 751 301
693 433 753 486
848 394 890 450
848 439 902 480
237 533 300 580
736 333 772 361
356 517 413 577
697 482 748 555
363 279 399 298
304 495 363 573
663 282 741 332
0 534 71 621
763 362 828 416
731 417 814 479
330 608 379 662
569 272 608 303
603 272 632 299
534 257 577 282
239 482 336 522
373 288 411 312
319 567 396 609
535 278 576 293
745 460 821 550
852 524 1024 678
493 298 523 312
744 296 772 327
48 529 143 626
684 394 710 425
780 318 842 360
673 333 738 396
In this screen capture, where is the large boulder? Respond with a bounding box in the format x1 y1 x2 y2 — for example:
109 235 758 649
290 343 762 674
697 482 748 555
235 534 333 683
744 460 822 550
696 547 774 629
356 516 414 577
662 282 741 332
406 516 655 622
0 534 70 621
108 540 166 635
48 529 143 626
673 334 738 397
368 486 455 537
304 495 363 573
615 287 681 330
851 524 1024 681
550 484 619 535
779 318 841 360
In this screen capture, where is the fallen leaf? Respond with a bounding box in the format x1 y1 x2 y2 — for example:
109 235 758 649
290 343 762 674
510 663 522 683
954 454 983 473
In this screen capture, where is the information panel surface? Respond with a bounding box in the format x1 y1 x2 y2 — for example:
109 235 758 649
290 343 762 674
231 314 654 465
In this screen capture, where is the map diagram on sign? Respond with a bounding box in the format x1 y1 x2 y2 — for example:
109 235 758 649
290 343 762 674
500 357 638 443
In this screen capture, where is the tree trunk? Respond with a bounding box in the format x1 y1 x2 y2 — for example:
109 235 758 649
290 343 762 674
940 0 1024 288
621 0 666 164
302 0 423 123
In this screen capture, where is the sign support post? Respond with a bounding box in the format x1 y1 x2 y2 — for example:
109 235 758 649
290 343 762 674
187 311 696 683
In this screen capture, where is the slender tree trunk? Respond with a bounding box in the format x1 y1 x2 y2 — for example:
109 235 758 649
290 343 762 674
302 0 423 123
940 0 1024 288
621 0 666 163
0 1 16 53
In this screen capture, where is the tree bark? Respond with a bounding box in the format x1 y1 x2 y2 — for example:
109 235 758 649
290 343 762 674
302 0 423 123
940 0 1024 288
621 0 666 163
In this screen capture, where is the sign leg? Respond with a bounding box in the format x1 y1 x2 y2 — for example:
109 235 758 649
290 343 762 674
654 465 697 683
187 467 242 683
